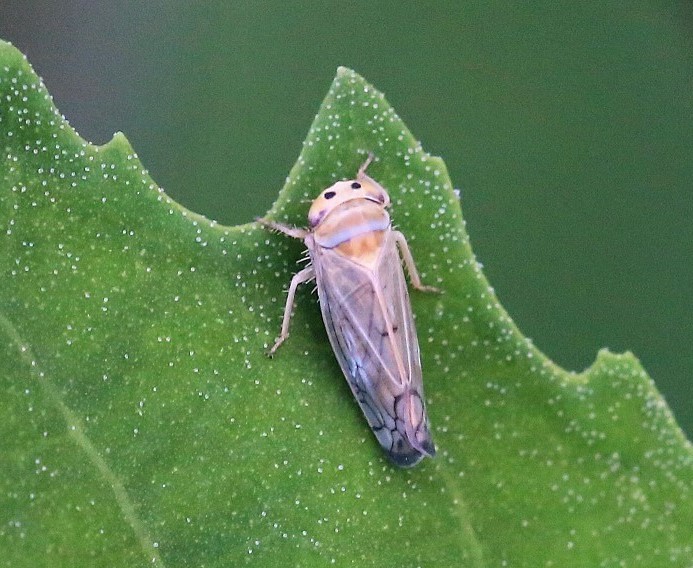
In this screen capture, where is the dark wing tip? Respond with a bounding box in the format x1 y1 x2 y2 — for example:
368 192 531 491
387 438 436 468
421 438 437 458
388 448 425 468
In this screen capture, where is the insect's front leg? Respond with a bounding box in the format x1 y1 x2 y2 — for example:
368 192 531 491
268 265 315 356
393 231 440 293
256 217 308 240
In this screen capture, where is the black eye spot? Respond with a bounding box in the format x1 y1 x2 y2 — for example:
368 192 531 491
351 182 361 189
324 191 336 199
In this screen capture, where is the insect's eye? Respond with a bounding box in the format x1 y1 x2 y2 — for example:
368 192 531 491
324 191 336 199
351 182 361 189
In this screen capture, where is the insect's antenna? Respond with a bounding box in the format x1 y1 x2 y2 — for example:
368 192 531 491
357 152 375 179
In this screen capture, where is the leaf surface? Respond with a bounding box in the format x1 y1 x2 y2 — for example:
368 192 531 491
1 41 691 567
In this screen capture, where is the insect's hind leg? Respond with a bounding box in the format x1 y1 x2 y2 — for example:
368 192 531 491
268 265 315 356
393 231 440 293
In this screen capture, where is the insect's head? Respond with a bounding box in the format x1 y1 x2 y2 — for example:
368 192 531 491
308 170 391 228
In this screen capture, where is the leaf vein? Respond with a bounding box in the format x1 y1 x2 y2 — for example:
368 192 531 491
0 312 166 567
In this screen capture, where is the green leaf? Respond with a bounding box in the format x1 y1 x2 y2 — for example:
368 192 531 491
1 40 691 567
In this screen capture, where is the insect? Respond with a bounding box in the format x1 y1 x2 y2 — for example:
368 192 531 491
258 154 437 467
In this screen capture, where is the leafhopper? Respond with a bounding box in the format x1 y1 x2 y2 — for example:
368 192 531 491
259 154 437 467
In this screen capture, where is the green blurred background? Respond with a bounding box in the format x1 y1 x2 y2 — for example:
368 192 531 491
1 2 691 436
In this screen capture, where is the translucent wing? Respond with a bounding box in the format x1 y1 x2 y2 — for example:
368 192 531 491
310 231 435 466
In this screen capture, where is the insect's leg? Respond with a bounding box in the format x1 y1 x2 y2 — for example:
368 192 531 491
256 217 308 240
268 265 315 356
393 231 440 293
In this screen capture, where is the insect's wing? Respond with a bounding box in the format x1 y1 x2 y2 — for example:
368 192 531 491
377 233 436 458
313 235 435 467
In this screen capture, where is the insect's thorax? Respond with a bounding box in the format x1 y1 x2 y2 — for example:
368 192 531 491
312 199 390 269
